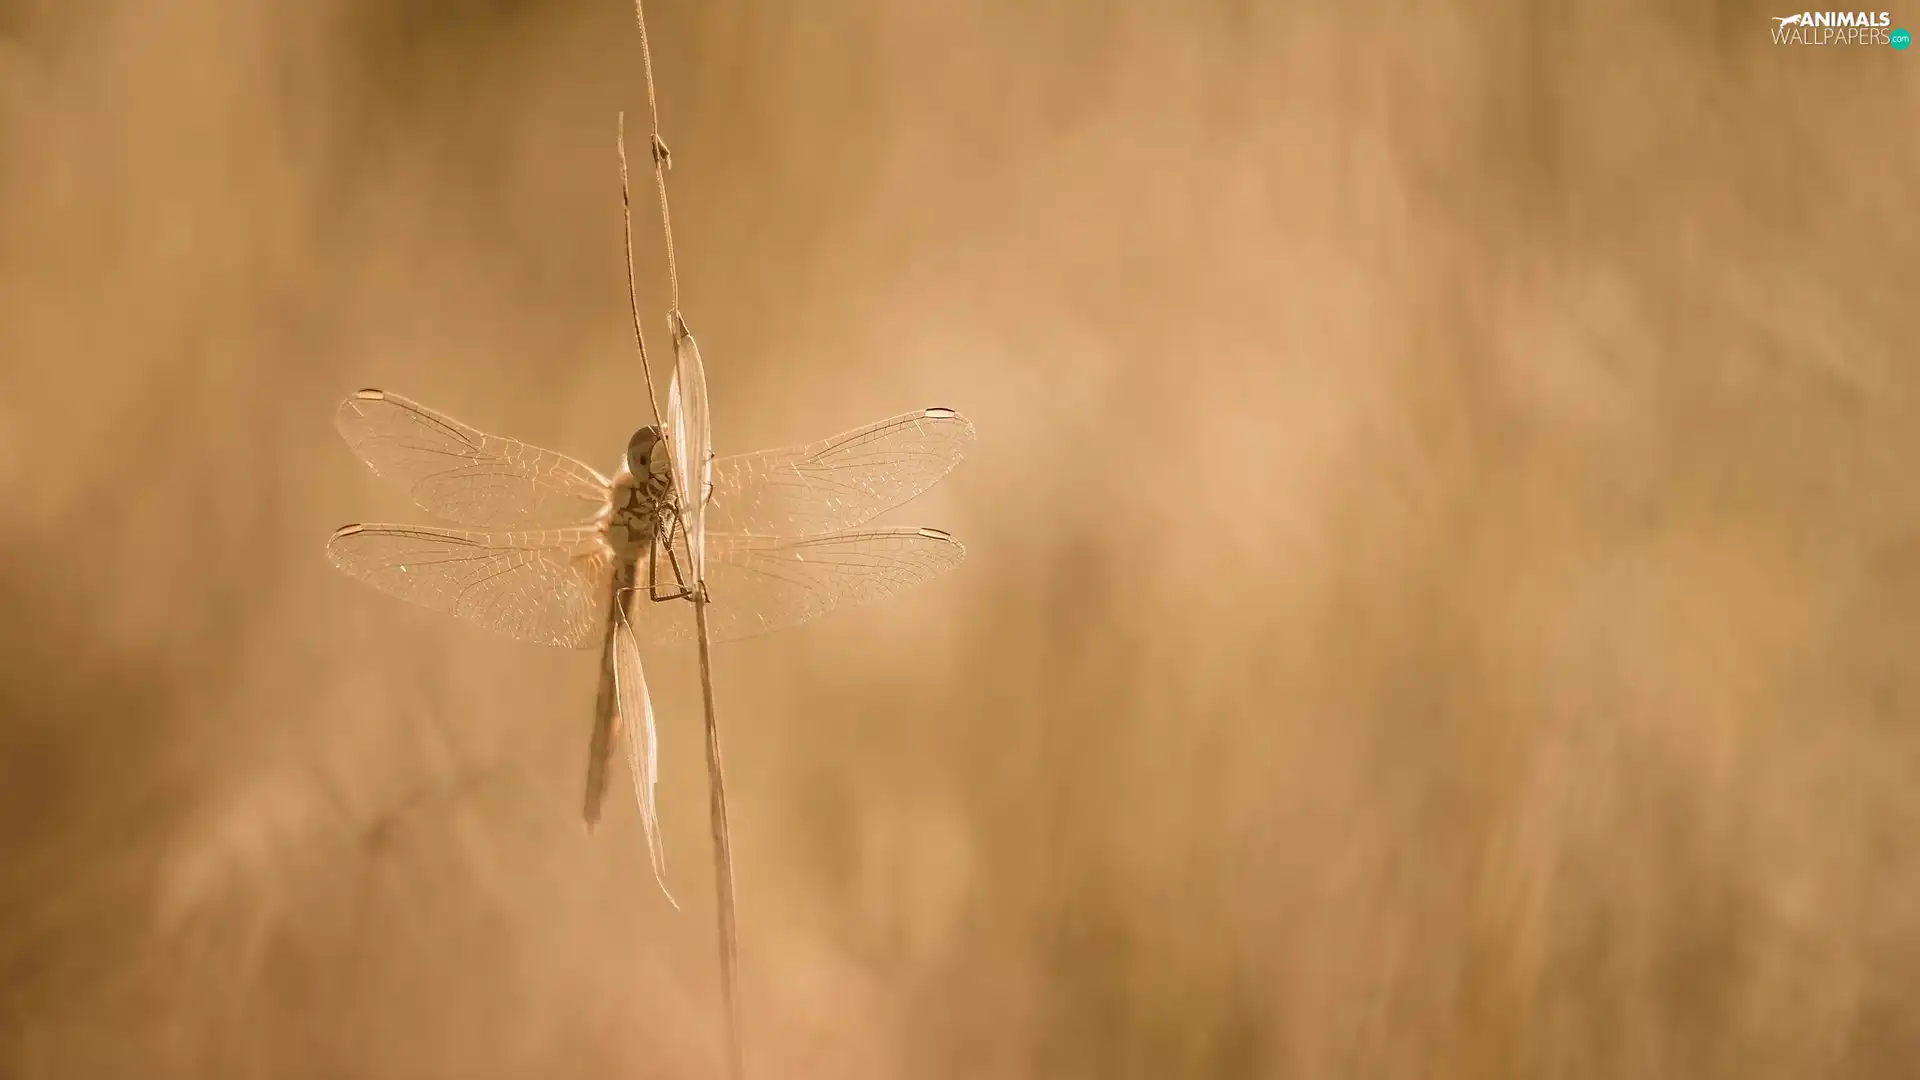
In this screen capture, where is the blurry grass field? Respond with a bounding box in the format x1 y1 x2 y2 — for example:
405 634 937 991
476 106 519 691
2 1 1917 1077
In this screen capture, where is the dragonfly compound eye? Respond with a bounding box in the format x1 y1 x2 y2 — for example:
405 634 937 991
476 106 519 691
626 426 663 475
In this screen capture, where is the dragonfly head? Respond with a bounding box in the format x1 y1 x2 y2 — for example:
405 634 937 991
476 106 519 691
625 425 672 484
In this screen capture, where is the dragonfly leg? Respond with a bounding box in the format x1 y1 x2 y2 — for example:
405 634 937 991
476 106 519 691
646 518 694 603
665 511 713 604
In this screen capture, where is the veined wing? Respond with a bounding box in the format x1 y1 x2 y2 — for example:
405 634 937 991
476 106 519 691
614 597 674 904
704 408 975 538
667 332 713 580
636 527 966 649
336 389 611 528
327 524 611 649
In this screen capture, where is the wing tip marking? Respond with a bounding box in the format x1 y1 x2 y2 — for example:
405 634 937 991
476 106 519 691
923 407 977 441
916 527 966 561
351 388 387 401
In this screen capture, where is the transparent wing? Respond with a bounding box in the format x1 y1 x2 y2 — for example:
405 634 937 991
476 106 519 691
326 523 611 649
635 527 967 649
704 408 975 538
667 333 712 579
614 597 675 905
336 389 611 528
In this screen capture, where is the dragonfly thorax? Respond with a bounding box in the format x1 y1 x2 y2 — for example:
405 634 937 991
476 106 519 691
604 426 675 562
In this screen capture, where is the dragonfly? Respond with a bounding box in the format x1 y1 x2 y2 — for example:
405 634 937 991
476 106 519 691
324 386 973 895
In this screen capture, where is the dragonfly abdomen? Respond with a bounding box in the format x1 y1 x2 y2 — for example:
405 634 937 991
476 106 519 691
583 558 641 828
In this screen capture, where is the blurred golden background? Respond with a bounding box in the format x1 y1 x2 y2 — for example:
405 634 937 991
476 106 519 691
3 1 1917 1076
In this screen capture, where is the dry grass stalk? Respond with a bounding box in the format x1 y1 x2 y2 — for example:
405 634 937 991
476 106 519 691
618 3 747 1077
